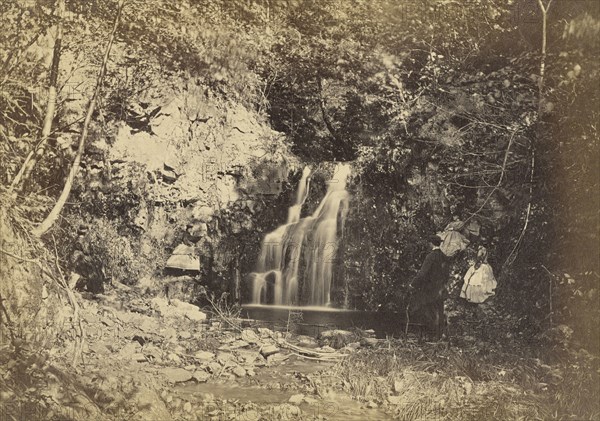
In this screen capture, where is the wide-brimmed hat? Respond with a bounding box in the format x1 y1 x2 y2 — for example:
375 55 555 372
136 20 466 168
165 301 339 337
428 234 442 246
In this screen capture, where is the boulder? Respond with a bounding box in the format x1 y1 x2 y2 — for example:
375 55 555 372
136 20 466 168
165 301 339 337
151 297 207 321
319 329 353 339
257 327 273 338
206 361 222 374
187 223 207 239
273 404 301 419
143 344 163 362
162 367 193 383
192 370 210 383
266 353 288 364
236 350 260 364
216 352 235 365
165 244 199 272
388 395 403 405
119 342 141 359
132 353 147 362
241 329 260 344
130 387 171 421
167 353 182 364
193 351 215 362
191 205 214 222
171 299 207 321
232 366 247 378
288 394 304 405
361 338 379 347
260 344 279 358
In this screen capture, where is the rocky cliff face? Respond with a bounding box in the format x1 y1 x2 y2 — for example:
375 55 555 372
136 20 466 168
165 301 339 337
68 75 298 297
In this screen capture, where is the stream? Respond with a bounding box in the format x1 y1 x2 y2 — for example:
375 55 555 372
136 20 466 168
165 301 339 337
177 355 390 420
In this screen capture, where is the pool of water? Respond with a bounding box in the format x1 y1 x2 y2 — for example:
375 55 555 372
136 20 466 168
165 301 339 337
241 304 419 338
177 356 390 420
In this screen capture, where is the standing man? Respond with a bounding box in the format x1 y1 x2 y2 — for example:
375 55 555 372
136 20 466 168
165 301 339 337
409 235 450 338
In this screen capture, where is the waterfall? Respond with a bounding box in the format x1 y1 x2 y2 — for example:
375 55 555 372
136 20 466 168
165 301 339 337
251 163 350 307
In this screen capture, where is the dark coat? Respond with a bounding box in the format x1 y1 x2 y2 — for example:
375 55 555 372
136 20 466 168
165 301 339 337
411 248 449 307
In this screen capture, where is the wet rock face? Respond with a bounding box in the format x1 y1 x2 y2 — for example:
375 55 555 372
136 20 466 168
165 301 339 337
105 86 292 213
75 80 298 296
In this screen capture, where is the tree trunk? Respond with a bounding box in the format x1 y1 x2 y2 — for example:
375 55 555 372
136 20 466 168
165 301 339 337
537 0 552 115
505 0 552 265
9 0 64 194
317 77 340 142
32 0 125 237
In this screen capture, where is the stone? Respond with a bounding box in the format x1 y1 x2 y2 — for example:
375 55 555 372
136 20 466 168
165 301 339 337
130 387 171 421
163 327 177 340
179 331 192 339
367 401 378 409
288 394 304 405
119 342 141 358
163 156 179 172
273 404 301 418
194 351 215 362
236 350 260 364
165 254 199 272
138 317 160 333
266 353 288 364
132 353 147 362
260 344 279 358
227 340 250 349
318 346 336 353
187 223 207 238
393 380 403 394
319 329 353 339
171 299 207 321
217 352 235 365
257 327 273 338
192 370 210 383
206 362 222 374
191 205 214 222
183 402 192 413
345 342 361 350
162 367 193 383
232 366 246 378
227 105 257 134
296 336 319 348
388 396 403 405
361 338 379 347
161 168 178 183
303 396 318 405
241 329 260 344
150 296 169 314
167 353 182 364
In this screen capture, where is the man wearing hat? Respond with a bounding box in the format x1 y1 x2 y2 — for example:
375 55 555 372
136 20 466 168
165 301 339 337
409 234 450 338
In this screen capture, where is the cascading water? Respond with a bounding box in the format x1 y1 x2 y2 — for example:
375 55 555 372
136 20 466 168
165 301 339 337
250 164 351 307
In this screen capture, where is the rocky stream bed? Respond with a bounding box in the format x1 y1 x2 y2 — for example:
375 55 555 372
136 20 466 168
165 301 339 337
2 279 599 421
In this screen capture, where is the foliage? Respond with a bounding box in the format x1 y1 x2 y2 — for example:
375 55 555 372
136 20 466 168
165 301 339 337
242 0 600 337
59 216 166 289
0 0 598 348
326 336 600 420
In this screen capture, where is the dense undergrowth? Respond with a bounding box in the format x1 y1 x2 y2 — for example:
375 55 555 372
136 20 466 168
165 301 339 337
0 1 599 419
326 306 600 421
